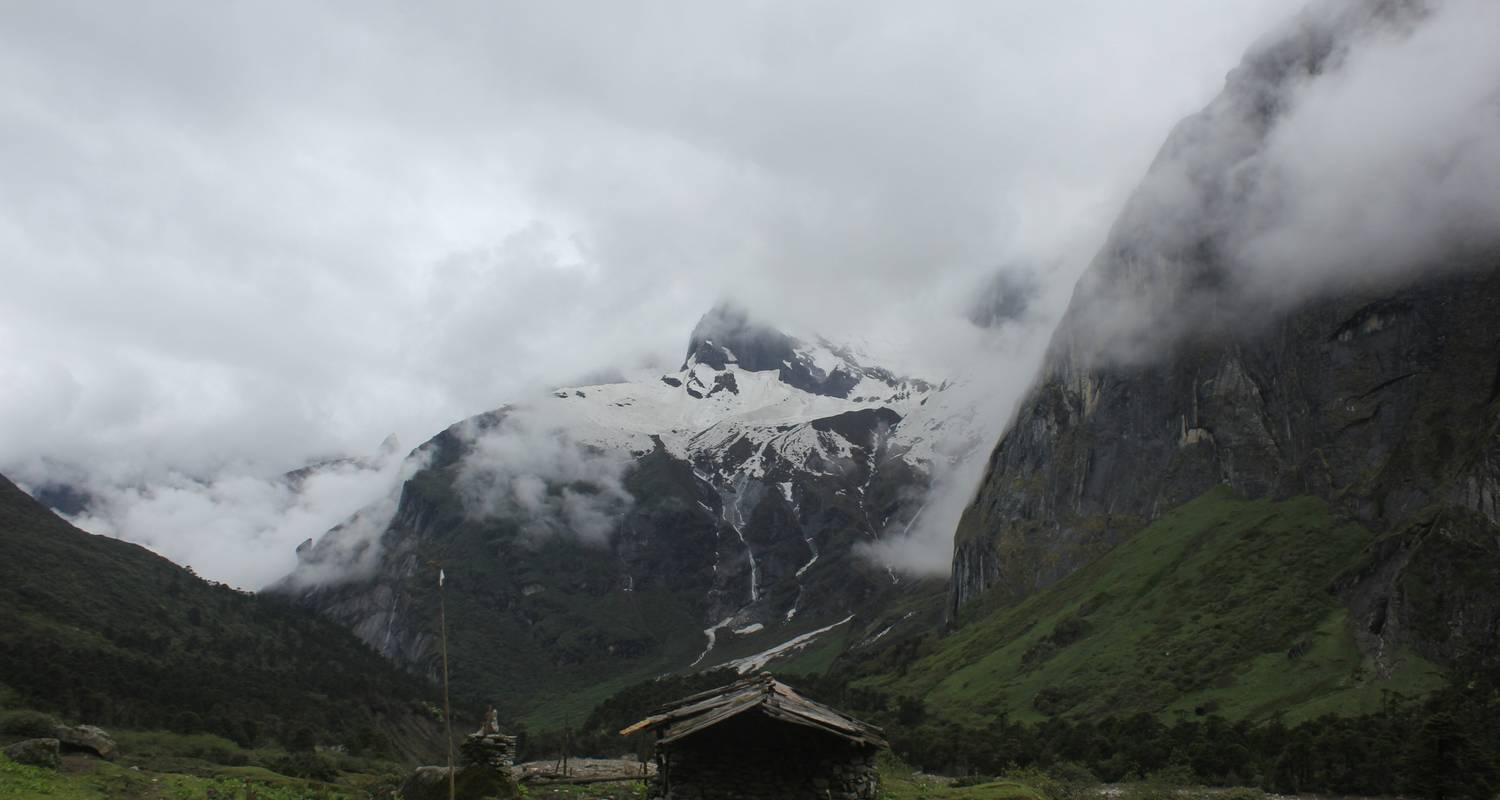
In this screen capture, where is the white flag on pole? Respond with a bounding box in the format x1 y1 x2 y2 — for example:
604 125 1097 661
439 568 445 587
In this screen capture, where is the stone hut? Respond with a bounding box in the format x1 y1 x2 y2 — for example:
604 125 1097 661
621 673 886 800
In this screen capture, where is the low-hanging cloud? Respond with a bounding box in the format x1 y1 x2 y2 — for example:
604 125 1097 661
455 407 635 545
856 299 1062 576
1060 0 1500 367
1232 0 1500 298
277 447 435 591
56 441 418 590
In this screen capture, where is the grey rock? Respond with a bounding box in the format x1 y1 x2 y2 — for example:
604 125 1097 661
400 762 519 800
399 765 453 800
53 724 116 760
3 738 60 768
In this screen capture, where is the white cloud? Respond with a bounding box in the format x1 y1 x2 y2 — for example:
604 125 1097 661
1233 0 1500 298
61 447 415 589
455 408 635 545
0 0 1309 584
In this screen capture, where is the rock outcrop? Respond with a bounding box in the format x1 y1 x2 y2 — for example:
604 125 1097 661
52 724 116 760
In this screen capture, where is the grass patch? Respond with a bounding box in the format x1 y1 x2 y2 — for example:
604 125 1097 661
878 773 1043 800
861 486 1443 723
0 753 354 799
772 622 854 676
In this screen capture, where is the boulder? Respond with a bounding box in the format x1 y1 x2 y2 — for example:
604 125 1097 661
3 737 61 768
399 765 453 800
53 724 116 760
400 763 519 800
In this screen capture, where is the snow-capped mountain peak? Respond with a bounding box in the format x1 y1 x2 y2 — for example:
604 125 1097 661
280 304 987 692
543 305 951 476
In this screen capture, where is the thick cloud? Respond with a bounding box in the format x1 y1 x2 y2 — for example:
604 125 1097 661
857 311 1059 576
1046 0 1500 368
67 446 419 589
454 408 635 545
0 0 1308 586
1233 0 1500 298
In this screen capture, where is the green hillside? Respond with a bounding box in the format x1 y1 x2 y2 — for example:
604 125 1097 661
860 487 1445 724
0 475 440 760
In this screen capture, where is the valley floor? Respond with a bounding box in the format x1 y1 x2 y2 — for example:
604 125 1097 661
0 753 354 799
1 752 1411 800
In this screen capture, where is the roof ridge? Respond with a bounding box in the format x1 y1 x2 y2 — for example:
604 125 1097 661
619 674 886 748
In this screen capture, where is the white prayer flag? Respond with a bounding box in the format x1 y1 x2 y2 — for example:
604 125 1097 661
439 568 445 587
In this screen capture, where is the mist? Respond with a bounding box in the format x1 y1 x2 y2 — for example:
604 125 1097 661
857 292 1063 577
66 444 415 589
1233 0 1500 298
1057 0 1500 368
454 407 636 545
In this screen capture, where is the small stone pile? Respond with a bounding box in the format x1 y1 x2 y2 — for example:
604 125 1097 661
400 707 520 800
459 706 516 771
460 713 517 772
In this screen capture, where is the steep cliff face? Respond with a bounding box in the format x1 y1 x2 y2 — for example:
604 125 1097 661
954 266 1500 610
951 2 1500 667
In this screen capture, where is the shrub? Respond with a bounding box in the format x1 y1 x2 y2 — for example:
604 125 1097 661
0 710 56 738
270 751 339 782
1004 764 1097 800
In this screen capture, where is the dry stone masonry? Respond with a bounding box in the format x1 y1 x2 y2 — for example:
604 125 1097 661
648 714 879 800
461 707 518 772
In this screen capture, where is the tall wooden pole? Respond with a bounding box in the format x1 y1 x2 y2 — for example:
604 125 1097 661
440 566 455 800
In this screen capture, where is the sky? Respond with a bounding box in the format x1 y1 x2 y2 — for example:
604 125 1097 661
0 0 1320 586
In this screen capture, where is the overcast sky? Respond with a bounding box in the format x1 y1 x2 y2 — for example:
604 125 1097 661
0 1 1310 585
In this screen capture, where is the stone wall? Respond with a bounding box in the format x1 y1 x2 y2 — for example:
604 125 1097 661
649 714 879 800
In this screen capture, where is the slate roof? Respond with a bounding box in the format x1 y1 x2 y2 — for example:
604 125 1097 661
619 672 887 748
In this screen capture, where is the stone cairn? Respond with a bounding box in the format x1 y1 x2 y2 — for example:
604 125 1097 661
460 707 517 773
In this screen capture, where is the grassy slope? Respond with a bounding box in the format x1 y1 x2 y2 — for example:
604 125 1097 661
860 487 1444 724
0 751 374 800
0 475 439 759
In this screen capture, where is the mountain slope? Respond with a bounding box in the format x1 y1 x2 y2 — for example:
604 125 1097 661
0 473 440 759
948 2 1500 676
274 305 967 726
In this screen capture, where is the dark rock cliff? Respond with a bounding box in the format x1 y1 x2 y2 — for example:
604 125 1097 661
950 2 1500 667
